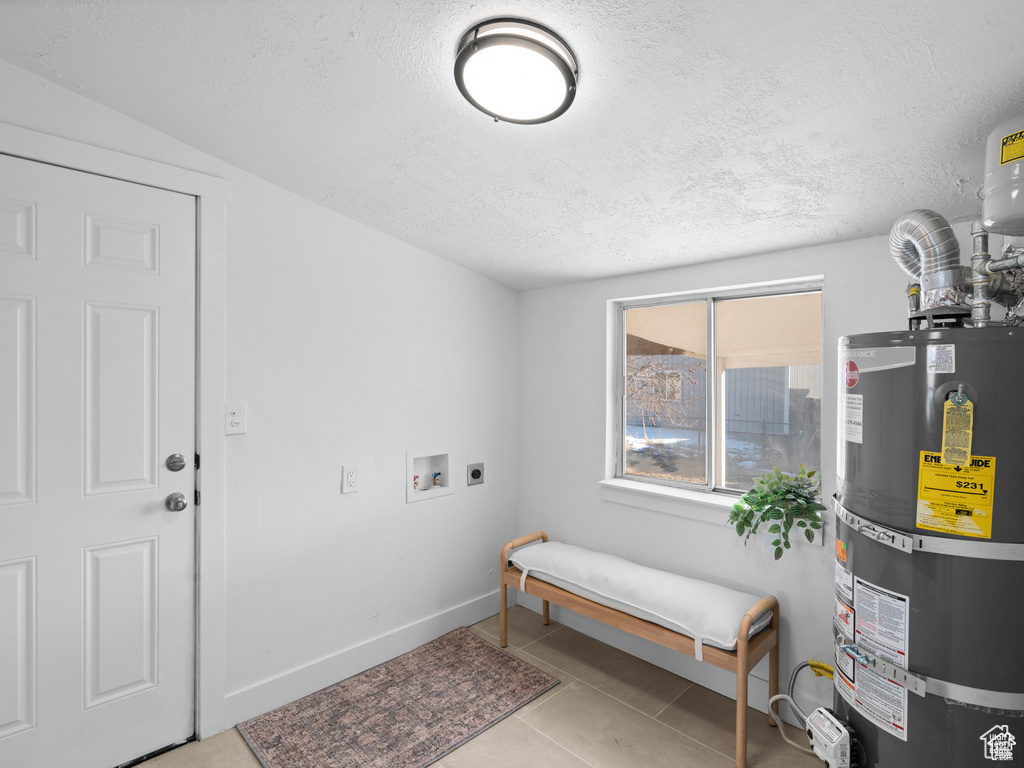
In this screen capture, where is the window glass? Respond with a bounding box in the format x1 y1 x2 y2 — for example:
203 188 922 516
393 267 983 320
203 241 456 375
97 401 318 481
619 288 821 493
715 293 822 491
624 301 707 485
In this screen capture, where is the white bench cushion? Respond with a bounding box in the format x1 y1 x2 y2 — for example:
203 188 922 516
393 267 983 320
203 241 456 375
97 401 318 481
509 541 772 656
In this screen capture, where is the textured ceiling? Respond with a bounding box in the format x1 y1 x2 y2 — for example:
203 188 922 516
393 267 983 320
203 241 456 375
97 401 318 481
1 1 1023 289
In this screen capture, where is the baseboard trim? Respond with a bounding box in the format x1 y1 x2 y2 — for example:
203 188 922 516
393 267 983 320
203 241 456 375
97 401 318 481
222 591 500 727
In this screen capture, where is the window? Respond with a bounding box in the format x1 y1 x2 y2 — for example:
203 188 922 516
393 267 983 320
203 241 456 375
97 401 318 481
614 282 822 494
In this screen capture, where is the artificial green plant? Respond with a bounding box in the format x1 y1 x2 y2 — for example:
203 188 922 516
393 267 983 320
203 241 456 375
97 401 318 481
727 464 825 560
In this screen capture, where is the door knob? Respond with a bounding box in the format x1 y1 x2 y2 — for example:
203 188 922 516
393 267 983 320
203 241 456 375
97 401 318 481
165 492 189 512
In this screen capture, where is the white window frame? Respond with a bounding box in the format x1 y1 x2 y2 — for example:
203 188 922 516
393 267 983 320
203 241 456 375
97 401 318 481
603 277 824 510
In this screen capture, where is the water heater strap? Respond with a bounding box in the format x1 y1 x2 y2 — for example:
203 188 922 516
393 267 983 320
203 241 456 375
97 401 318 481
835 501 1024 562
926 677 1024 712
839 641 1024 710
839 642 927 697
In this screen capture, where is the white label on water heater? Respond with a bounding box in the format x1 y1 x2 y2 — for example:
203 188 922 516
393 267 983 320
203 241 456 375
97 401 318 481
835 595 855 641
855 578 909 667
844 575 910 742
835 637 856 683
852 665 909 742
843 394 863 444
927 344 955 374
835 561 854 604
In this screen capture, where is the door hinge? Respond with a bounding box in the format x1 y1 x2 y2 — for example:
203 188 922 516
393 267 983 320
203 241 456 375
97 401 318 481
194 490 201 507
195 453 200 470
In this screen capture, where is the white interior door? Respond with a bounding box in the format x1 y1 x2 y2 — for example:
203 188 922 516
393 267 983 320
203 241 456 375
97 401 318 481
0 153 196 767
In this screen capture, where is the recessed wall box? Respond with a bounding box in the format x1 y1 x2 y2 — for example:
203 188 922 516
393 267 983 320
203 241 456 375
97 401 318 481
406 449 454 502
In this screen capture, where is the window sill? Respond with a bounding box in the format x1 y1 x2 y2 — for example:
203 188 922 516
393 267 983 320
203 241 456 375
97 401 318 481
598 478 825 547
597 478 736 525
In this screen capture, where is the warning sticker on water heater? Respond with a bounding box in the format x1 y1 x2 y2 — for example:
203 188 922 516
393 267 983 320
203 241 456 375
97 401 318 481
917 451 996 539
835 560 853 604
835 595 855 640
854 577 908 669
851 664 909 742
835 639 856 685
834 576 911 742
1001 129 1024 165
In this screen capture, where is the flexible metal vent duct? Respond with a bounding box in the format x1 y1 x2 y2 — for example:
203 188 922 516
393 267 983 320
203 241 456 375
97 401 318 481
889 209 969 313
888 209 960 280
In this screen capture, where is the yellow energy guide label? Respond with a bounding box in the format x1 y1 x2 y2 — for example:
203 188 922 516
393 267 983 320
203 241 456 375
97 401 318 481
917 451 996 539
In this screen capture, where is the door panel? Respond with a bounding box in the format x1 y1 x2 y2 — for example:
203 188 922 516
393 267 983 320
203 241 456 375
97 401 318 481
0 557 35 740
0 196 35 259
0 295 34 505
0 153 196 768
84 301 159 495
83 538 159 709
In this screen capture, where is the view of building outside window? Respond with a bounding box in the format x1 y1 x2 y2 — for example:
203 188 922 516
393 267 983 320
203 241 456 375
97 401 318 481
623 291 821 492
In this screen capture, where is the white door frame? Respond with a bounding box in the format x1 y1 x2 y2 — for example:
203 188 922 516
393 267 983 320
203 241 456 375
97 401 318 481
0 121 230 740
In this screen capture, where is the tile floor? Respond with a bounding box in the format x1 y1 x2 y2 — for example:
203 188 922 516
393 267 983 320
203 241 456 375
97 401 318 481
144 606 821 768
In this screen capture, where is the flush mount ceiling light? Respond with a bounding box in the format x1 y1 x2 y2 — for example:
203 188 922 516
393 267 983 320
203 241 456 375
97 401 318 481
454 18 578 124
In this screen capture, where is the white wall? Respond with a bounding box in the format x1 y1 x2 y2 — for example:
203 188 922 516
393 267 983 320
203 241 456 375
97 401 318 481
218 180 520 721
0 60 520 728
514 229 978 715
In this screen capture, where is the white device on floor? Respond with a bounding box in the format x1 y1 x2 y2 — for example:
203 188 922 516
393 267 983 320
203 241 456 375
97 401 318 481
806 707 853 767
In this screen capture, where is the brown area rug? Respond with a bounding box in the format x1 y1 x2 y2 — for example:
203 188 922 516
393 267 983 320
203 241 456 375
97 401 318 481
237 627 559 768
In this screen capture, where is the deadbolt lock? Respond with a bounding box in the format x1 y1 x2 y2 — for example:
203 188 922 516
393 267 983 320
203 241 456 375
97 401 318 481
166 453 187 472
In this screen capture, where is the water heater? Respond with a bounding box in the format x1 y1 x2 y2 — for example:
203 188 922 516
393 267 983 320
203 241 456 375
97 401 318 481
835 328 1024 766
833 128 1024 765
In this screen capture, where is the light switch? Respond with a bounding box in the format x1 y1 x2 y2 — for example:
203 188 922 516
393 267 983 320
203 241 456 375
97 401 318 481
225 402 247 435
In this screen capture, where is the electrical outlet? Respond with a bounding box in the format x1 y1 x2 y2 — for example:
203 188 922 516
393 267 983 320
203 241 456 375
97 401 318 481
341 465 359 494
467 462 484 486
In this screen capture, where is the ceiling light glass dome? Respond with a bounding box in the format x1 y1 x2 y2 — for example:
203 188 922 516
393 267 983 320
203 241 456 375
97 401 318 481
454 18 578 124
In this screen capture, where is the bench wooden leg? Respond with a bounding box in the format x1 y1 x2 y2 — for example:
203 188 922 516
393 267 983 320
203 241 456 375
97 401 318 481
768 644 779 727
735 624 750 768
768 605 780 728
543 599 549 625
736 670 748 768
500 582 508 648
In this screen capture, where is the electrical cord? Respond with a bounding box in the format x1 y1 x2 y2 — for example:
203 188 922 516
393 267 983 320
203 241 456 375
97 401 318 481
768 694 817 755
771 660 836 757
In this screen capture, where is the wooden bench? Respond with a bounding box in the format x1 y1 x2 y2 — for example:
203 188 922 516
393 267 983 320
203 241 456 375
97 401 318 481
499 531 779 768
